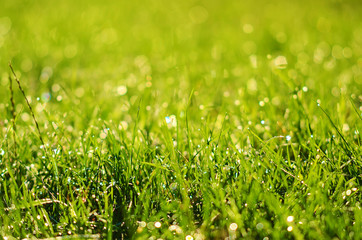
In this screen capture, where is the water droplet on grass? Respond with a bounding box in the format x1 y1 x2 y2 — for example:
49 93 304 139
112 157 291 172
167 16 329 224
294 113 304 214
138 221 146 228
274 56 288 69
154 221 162 228
229 223 238 231
100 131 107 139
41 92 51 102
256 223 264 230
165 115 177 127
116 85 127 96
185 235 194 240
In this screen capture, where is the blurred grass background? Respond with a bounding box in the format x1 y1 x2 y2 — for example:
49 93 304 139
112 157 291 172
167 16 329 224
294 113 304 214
1 0 361 104
0 0 361 143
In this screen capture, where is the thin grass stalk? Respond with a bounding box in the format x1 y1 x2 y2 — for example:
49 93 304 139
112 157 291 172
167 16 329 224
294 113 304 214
9 75 17 159
9 63 49 157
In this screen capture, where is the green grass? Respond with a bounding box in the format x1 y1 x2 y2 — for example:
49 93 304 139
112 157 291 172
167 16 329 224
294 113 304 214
0 0 361 239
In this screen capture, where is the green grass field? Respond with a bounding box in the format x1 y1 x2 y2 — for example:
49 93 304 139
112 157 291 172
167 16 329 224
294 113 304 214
0 0 361 239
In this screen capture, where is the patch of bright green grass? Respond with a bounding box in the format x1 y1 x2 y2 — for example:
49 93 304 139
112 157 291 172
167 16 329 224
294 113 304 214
0 0 361 239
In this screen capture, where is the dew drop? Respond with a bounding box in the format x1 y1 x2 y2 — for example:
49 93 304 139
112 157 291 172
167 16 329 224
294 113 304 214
229 223 238 231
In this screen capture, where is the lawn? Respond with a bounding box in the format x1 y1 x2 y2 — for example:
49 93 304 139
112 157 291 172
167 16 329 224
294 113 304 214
0 0 361 239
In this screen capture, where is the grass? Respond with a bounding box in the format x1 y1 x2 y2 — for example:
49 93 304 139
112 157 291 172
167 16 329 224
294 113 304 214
0 0 361 239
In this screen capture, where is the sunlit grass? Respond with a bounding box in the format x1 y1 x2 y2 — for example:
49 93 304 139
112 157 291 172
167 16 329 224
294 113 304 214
0 0 361 239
